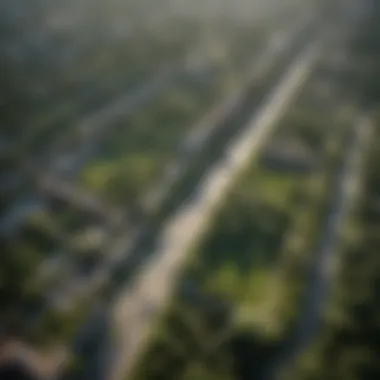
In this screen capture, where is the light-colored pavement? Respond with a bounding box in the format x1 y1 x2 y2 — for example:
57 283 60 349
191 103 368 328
40 16 308 223
300 115 372 343
21 23 291 313
142 15 313 213
53 14 316 309
110 41 320 380
262 3 373 376
265 113 373 380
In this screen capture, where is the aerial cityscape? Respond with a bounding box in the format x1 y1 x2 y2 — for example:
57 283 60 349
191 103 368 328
1 0 380 379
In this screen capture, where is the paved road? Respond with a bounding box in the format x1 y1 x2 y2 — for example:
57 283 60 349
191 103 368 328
109 41 320 380
49 14 317 310
265 113 372 380
38 18 305 218
142 14 314 213
10 16 312 316
260 3 373 378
